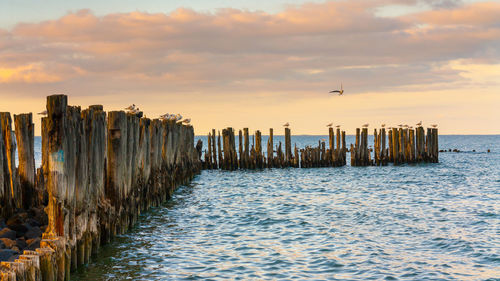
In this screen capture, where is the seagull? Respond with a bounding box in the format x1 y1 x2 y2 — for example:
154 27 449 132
169 115 177 121
431 124 438 128
329 83 344 95
326 123 333 127
176 114 183 121
398 124 403 128
37 110 47 116
416 121 422 126
381 124 386 128
362 123 369 128
182 118 191 124
125 104 136 111
335 125 341 128
404 124 409 128
283 122 290 127
320 138 326 142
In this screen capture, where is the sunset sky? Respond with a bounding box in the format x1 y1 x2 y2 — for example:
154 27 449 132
1 0 499 135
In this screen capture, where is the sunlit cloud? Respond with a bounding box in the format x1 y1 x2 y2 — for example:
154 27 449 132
0 0 498 134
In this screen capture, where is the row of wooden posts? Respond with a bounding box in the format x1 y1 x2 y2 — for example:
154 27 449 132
204 127 348 170
203 126 438 170
1 95 201 280
351 127 439 166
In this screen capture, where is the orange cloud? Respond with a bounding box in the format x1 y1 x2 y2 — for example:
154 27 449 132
0 64 62 83
0 0 499 134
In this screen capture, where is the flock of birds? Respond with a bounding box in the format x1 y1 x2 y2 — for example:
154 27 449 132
282 121 437 129
125 104 191 124
37 104 192 125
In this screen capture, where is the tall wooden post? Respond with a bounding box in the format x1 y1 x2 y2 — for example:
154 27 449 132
285 128 291 167
267 128 273 168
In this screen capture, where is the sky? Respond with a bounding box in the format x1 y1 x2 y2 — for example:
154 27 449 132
0 0 499 135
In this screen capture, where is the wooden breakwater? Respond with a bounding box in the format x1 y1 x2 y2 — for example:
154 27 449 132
203 127 347 170
1 94 201 280
203 126 438 170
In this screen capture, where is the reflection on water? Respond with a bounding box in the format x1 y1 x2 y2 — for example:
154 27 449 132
69 135 499 280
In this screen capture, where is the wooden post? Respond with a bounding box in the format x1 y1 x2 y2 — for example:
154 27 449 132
355 128 360 166
381 128 387 165
13 113 36 209
211 129 217 169
238 130 243 169
243 128 249 169
267 128 273 168
341 131 346 166
255 130 262 169
0 112 20 218
388 129 393 162
285 128 291 167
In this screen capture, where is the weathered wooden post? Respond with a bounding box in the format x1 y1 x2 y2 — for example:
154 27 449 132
284 128 291 167
211 129 217 169
243 128 249 169
255 130 262 169
217 131 222 169
267 128 273 168
13 113 36 209
238 130 243 169
381 128 387 165
0 112 20 218
388 129 393 162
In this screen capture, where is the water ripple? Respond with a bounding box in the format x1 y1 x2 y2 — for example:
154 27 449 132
73 136 500 280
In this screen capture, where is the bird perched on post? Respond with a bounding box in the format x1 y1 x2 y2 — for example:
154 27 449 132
362 124 369 128
416 121 422 126
182 118 191 124
381 124 386 128
37 110 47 116
431 124 438 128
326 123 333 128
175 114 183 121
125 104 135 111
335 125 341 128
283 122 290 127
329 83 344 95
398 124 403 128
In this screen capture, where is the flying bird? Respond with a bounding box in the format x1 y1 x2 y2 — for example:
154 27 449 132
362 123 369 128
283 122 290 127
326 123 333 127
329 83 344 95
37 110 47 116
416 121 422 126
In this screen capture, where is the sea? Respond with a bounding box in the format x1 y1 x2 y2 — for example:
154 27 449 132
30 135 499 280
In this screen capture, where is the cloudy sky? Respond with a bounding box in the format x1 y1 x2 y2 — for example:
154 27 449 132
1 0 499 135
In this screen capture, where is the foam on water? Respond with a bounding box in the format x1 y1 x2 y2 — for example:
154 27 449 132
63 135 499 280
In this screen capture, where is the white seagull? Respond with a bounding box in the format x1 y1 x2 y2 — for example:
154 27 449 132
125 104 136 111
283 122 290 127
38 110 47 116
182 118 191 124
326 123 333 128
329 83 344 95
